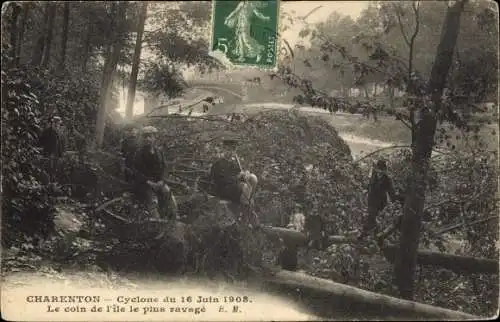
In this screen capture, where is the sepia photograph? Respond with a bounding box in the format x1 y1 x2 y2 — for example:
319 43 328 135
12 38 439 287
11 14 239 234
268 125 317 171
1 0 499 320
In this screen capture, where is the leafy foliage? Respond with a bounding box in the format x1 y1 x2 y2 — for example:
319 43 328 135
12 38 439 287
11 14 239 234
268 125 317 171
139 63 188 98
140 1 223 97
1 52 54 243
277 0 497 131
271 0 498 306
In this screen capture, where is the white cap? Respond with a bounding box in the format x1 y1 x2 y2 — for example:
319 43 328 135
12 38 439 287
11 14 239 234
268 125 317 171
142 126 158 134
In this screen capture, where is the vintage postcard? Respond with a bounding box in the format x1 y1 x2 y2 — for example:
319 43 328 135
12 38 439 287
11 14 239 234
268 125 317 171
1 0 498 321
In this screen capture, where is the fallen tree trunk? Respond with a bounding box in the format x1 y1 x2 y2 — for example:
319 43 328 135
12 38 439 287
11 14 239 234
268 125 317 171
261 226 355 246
263 270 479 320
381 243 498 275
262 227 498 275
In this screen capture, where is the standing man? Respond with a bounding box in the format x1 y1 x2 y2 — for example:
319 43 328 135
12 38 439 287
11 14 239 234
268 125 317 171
278 204 306 272
120 126 139 183
358 159 397 240
287 203 305 232
39 116 65 182
305 212 326 250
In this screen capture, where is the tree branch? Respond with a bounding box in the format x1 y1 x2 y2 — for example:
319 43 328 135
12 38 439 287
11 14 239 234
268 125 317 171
397 115 413 130
394 4 411 47
355 146 412 164
148 114 233 123
410 1 421 50
435 215 499 235
407 1 420 130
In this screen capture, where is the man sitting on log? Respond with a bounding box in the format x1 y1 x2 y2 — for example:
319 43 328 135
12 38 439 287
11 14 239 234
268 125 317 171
126 126 177 220
209 138 259 226
185 138 260 276
358 159 397 241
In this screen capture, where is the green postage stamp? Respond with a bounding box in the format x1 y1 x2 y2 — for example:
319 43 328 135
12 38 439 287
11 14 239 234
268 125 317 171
210 0 280 69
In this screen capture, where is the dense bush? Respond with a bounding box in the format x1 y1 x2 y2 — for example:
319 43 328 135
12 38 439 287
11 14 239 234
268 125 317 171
1 52 103 246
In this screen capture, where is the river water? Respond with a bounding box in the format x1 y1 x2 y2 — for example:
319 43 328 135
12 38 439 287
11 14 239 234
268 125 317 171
339 134 393 159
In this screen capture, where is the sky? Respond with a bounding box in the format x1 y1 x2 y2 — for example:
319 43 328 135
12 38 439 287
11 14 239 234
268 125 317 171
117 1 368 117
281 1 367 46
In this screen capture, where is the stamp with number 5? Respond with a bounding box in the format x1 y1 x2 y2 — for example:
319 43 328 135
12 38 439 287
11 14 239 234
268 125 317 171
210 0 279 69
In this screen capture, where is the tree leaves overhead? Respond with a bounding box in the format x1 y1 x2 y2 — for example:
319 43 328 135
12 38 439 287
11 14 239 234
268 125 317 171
142 1 221 92
298 28 310 38
273 0 497 129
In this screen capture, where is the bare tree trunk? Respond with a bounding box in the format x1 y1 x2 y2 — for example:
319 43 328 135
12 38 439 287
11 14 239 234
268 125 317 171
95 2 127 148
15 3 29 66
363 85 370 99
40 2 57 68
388 86 395 109
6 3 22 64
126 2 148 119
395 0 468 300
266 270 477 320
59 2 70 69
31 3 50 66
82 13 92 73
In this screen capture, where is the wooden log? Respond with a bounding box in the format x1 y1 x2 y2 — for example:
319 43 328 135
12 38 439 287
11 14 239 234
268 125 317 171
261 226 307 245
261 226 355 247
263 270 479 320
327 235 356 244
381 243 498 275
262 227 498 275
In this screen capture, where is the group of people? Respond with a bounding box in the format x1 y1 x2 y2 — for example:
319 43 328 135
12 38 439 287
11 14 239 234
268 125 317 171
39 115 401 270
120 126 260 227
278 159 400 271
286 159 398 244
121 124 400 272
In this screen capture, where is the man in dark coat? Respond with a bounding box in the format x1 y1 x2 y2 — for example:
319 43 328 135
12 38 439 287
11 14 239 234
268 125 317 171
359 159 397 240
209 138 243 204
121 126 139 183
305 212 326 250
39 116 64 158
129 126 166 219
39 116 65 181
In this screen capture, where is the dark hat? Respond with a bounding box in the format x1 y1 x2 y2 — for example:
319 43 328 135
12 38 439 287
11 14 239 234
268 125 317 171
142 126 158 134
221 134 240 147
375 159 387 170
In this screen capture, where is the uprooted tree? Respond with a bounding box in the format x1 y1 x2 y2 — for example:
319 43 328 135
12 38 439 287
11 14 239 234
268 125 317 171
272 0 498 299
